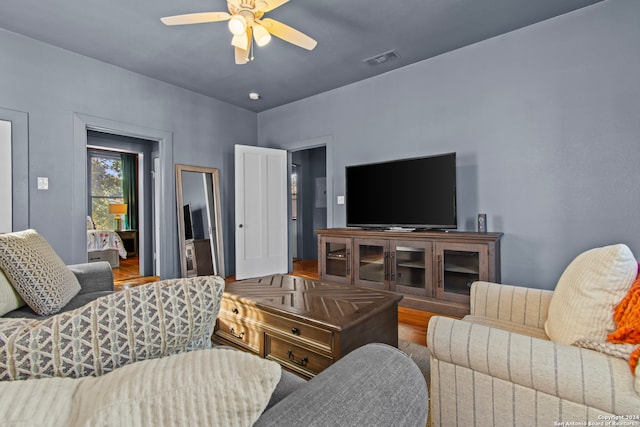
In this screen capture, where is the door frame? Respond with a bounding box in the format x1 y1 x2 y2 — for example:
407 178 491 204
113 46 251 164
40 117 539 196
283 136 332 272
73 113 175 279
0 107 29 231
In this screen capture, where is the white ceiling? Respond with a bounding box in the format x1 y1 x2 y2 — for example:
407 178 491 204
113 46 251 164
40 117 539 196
0 0 603 112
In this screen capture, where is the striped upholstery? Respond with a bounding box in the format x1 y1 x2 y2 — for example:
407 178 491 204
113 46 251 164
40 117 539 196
470 281 553 329
428 281 640 427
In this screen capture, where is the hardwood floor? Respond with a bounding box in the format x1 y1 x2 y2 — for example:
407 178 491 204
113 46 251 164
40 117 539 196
112 256 159 290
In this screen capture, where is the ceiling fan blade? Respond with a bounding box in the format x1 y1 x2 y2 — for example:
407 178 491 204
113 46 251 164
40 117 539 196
231 33 248 49
261 0 289 12
160 12 230 26
234 27 252 64
259 18 317 50
235 46 248 64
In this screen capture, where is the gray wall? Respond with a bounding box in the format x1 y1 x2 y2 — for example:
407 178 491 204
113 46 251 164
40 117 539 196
258 0 640 290
1 29 256 278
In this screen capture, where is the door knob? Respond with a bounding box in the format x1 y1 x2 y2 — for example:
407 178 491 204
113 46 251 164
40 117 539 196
238 224 243 228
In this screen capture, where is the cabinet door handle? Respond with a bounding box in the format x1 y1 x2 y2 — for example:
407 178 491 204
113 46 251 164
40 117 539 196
437 254 443 288
346 249 351 276
287 349 308 366
229 327 245 339
231 307 239 314
390 252 396 282
384 252 389 281
290 327 300 335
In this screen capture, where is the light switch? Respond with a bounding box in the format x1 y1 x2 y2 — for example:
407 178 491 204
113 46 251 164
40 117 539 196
37 177 48 190
337 195 345 205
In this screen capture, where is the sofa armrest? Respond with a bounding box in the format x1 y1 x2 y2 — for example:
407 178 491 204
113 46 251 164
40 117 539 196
469 281 553 329
255 343 429 427
67 262 114 294
427 316 639 416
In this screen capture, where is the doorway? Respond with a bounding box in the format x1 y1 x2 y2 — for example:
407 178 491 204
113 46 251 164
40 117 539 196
0 108 28 233
290 146 327 270
0 120 11 233
86 130 158 281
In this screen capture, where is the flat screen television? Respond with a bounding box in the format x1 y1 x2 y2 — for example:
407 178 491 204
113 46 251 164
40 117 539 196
346 152 457 230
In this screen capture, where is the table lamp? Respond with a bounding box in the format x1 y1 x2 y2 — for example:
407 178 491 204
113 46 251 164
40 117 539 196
108 203 127 231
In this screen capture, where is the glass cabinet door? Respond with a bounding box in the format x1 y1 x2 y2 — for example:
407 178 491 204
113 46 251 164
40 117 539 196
435 243 488 304
391 241 432 296
353 238 388 290
321 237 352 284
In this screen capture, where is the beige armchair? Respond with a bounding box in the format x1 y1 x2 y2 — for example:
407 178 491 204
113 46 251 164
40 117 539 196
427 281 640 426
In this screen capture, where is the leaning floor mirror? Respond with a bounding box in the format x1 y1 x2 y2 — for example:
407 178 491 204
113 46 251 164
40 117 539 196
175 164 225 278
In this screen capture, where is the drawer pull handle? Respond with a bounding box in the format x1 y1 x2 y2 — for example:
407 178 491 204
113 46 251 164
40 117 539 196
290 327 300 335
229 327 245 340
287 350 308 366
231 308 239 314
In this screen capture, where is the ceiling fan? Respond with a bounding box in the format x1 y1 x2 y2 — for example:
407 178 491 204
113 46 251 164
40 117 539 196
161 0 317 64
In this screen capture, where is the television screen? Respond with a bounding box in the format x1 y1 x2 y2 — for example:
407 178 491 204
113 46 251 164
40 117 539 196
183 204 194 240
346 152 457 230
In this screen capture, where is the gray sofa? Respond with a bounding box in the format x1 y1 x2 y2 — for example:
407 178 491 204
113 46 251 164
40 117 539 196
1 261 429 426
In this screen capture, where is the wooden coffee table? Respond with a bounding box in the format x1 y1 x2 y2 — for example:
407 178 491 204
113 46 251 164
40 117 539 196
213 274 402 378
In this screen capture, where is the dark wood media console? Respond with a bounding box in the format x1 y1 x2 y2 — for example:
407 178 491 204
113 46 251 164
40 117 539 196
317 228 502 317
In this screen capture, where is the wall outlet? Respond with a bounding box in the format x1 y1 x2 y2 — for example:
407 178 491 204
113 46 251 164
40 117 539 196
37 177 48 190
337 195 345 205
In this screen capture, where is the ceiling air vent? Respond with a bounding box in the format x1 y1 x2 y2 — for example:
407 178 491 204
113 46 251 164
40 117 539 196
363 50 400 66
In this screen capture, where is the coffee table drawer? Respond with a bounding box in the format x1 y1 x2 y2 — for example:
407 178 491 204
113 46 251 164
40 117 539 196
220 299 257 320
265 334 332 376
262 312 333 350
215 317 261 353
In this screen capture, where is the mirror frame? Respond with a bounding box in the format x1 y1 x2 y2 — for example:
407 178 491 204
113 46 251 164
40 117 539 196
175 164 225 278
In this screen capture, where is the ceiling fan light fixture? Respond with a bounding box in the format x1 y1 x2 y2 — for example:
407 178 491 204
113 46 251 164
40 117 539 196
228 15 247 35
253 24 272 47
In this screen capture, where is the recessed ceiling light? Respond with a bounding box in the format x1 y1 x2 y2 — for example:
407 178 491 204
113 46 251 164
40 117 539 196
249 92 260 100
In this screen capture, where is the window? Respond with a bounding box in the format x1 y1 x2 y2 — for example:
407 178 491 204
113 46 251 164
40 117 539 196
88 150 123 230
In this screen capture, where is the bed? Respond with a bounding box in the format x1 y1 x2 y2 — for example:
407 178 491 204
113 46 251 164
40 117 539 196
87 230 128 268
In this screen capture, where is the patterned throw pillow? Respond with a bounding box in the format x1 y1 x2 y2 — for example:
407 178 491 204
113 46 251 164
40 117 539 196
0 276 225 380
0 229 81 316
0 269 25 316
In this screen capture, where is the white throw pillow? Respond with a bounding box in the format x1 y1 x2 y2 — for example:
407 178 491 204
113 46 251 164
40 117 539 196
0 268 25 316
0 348 281 427
544 244 637 345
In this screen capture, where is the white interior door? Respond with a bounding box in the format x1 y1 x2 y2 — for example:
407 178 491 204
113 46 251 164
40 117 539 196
235 145 288 280
0 120 11 233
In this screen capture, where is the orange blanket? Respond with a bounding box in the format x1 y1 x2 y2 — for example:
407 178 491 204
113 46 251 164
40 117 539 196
608 270 640 372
